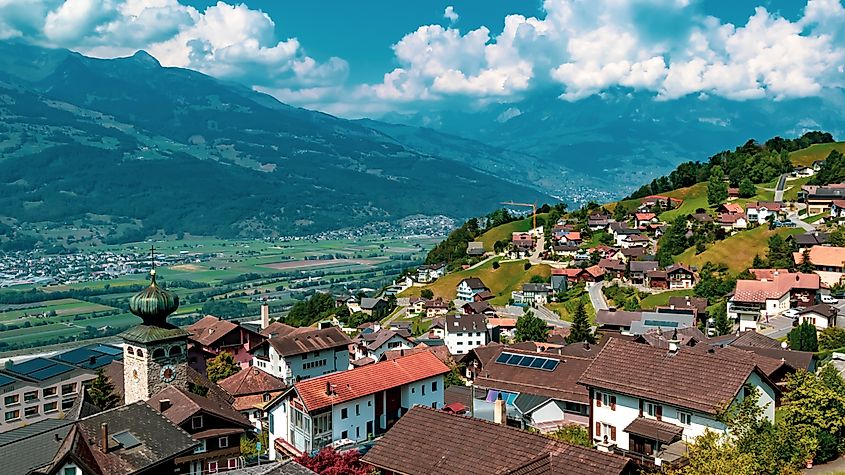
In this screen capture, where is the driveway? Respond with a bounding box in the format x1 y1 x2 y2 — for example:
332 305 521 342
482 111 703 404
774 174 787 202
759 314 795 340
787 212 816 232
534 304 570 328
587 281 609 311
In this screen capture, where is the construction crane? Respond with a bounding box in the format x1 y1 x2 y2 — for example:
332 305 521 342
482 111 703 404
501 201 538 231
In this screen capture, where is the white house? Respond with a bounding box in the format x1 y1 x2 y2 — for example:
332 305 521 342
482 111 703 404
797 303 838 331
251 327 351 385
456 278 489 301
352 328 415 362
444 313 488 355
267 351 449 459
746 202 783 225
511 283 550 305
578 338 778 464
728 272 820 332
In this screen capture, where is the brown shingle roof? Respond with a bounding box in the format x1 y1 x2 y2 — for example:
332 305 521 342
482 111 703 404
218 367 286 397
624 417 683 444
265 327 351 357
260 321 301 338
147 385 252 428
361 406 632 475
578 338 772 414
188 315 239 346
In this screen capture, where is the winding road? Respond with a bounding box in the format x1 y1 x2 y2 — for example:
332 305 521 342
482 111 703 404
587 281 609 311
774 174 787 202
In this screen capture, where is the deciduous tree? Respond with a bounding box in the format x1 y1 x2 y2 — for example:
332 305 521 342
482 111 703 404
708 166 729 206
207 351 240 382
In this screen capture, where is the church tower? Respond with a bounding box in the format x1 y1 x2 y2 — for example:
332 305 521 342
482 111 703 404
122 266 189 404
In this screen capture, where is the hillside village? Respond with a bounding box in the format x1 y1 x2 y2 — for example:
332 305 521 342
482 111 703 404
6 135 845 475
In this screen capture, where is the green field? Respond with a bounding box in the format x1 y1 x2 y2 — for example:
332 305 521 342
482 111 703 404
400 257 551 305
546 292 595 324
658 183 709 221
477 217 533 251
638 289 695 310
675 226 802 274
789 142 845 167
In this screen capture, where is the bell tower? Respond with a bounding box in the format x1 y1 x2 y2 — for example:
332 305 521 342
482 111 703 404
122 247 189 404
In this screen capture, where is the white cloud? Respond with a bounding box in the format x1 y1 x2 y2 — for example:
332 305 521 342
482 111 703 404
443 6 458 24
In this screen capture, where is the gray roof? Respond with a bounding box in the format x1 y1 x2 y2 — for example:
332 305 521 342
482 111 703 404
360 297 385 309
460 278 487 290
522 283 549 293
513 393 550 414
628 312 696 335
1 357 89 383
1 419 73 475
629 260 659 273
596 310 642 328
445 313 487 333
219 462 317 475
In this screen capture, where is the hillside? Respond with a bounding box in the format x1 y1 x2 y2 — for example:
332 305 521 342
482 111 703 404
790 142 845 167
0 42 549 240
674 225 802 273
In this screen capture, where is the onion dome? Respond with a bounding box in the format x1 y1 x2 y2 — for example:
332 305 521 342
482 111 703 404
129 269 179 326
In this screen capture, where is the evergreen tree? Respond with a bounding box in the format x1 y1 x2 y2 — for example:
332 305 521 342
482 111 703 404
207 351 240 382
712 301 733 336
88 368 120 410
515 311 548 343
420 289 434 300
798 249 814 273
566 300 596 344
613 203 628 222
751 254 766 268
787 321 819 352
708 165 729 206
766 235 795 269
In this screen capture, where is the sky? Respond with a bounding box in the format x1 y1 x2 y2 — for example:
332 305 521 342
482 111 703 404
0 0 842 118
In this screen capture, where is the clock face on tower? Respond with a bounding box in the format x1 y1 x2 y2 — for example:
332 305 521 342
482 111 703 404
160 364 176 383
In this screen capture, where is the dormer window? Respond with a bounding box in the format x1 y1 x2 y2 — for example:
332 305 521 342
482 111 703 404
192 415 203 429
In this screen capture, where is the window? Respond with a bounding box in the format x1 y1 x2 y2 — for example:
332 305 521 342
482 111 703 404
207 461 218 474
227 458 237 469
432 381 438 392
356 426 360 439
457 332 463 337
127 347 134 356
61 399 75 410
4 394 19 406
411 387 415 394
61 383 76 395
4 410 20 422
24 391 38 402
431 402 437 408
193 440 207 454
192 415 203 429
219 436 229 448
341 430 348 439
64 467 77 475
169 346 182 356
643 401 663 420
43 387 57 398
152 348 165 359
341 408 348 419
44 402 58 413
680 412 692 425
355 404 360 416
24 406 38 417
598 423 617 442
422 384 426 396
136 349 144 357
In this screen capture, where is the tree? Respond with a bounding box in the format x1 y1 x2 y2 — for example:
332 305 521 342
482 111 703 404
819 326 845 351
444 364 465 388
613 203 628 222
780 366 845 464
766 234 794 269
566 300 596 344
829 226 845 247
420 289 434 300
515 310 548 343
708 165 729 206
752 254 766 268
207 351 240 382
738 178 756 198
529 275 546 284
492 261 500 270
546 424 591 447
712 301 733 336
88 369 120 410
294 447 370 475
797 248 814 273
787 321 819 352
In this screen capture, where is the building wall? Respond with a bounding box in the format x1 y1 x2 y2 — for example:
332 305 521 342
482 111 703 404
529 400 589 428
123 339 188 404
332 395 375 442
0 371 94 433
259 346 349 385
367 336 413 361
444 329 488 355
800 312 834 330
400 375 444 411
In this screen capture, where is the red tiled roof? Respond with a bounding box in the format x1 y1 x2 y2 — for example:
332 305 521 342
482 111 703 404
793 245 845 268
734 271 820 303
188 315 240 346
217 366 286 396
293 351 449 412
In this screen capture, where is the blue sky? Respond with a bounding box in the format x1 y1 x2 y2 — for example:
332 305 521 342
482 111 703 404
0 0 842 117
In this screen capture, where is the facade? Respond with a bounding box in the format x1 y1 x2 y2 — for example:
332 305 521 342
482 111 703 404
218 367 287 431
457 277 489 301
798 304 838 331
187 315 265 374
512 283 550 305
729 271 821 331
267 352 449 459
443 313 488 355
352 328 414 362
251 327 351 385
801 184 845 215
665 264 696 289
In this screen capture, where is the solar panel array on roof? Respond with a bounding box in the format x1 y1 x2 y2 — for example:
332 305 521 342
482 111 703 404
643 320 680 328
7 358 74 381
111 430 142 450
0 374 17 388
495 352 559 371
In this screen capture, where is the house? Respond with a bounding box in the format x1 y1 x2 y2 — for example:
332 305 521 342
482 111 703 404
793 246 845 286
727 187 740 200
187 315 265 374
148 385 253 474
662 296 709 321
831 200 845 221
513 283 550 305
610 224 642 247
583 265 606 283
457 277 490 301
463 344 593 432
598 259 626 280
267 351 449 458
550 244 579 257
487 318 518 342
634 327 708 349
588 214 611 231
359 297 388 316
629 261 659 285
746 201 783 225
444 313 488 355
798 303 838 331
467 242 485 256
415 263 447 283
424 298 448 319
639 195 683 210
473 290 495 302
251 327 351 385
729 271 821 331
550 271 570 293
687 212 714 225
800 184 845 215
596 310 646 332
717 212 748 231
361 406 635 475
0 401 198 475
352 328 415 362
428 320 445 339
0 357 96 433
790 231 829 250
462 300 495 315
633 213 657 229
218 366 287 431
595 310 696 335
645 270 668 289
578 338 778 467
794 166 815 177
512 232 535 251
408 297 426 315
711 330 816 374
665 264 696 289
560 231 582 246
717 203 744 215
621 234 651 249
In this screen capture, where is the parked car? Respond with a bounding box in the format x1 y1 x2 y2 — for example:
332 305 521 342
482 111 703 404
821 294 838 304
783 308 800 319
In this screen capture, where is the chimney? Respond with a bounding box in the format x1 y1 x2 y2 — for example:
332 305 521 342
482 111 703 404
99 423 109 453
493 394 507 425
261 301 270 330
89 356 97 366
668 329 680 354
159 399 172 412
325 382 333 396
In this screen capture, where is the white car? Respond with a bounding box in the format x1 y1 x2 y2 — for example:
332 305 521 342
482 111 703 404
821 294 838 304
783 308 800 319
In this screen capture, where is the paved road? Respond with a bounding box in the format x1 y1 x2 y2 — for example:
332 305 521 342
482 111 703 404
587 282 609 311
774 174 787 202
787 212 816 232
533 304 571 328
467 254 496 270
759 314 795 340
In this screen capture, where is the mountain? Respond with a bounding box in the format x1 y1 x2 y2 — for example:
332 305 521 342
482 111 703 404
380 88 845 195
0 42 550 239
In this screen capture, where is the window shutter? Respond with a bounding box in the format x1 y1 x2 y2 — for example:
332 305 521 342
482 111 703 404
656 405 663 421
610 395 616 411
610 425 617 441
639 399 643 417
595 392 602 407
595 421 601 437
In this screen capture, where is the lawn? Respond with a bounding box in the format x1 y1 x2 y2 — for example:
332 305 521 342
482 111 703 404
547 293 595 324
782 176 812 202
659 183 709 222
477 214 548 251
789 142 845 167
400 258 551 305
675 226 802 274
639 289 695 310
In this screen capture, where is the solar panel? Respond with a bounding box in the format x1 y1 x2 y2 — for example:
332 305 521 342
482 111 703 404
542 359 558 370
29 364 73 381
495 353 510 364
111 431 142 450
0 374 16 387
519 356 536 368
496 352 559 371
11 358 53 375
506 354 523 365
643 320 680 328
529 358 546 369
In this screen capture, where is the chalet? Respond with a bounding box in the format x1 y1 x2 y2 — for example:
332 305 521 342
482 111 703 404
428 320 445 339
616 247 648 262
361 406 635 475
512 283 550 305
687 212 714 225
359 297 388 316
728 271 820 331
217 366 287 431
633 213 657 229
148 386 253 474
598 259 626 280
800 184 845 215
550 244 579 257
550 271 570 293
662 296 709 321
717 203 744 215
457 277 490 301
717 212 748 231
634 327 707 349
794 166 815 177
790 231 829 250
746 202 783 225
710 330 816 374
588 214 611 231
187 315 265 374
352 328 414 362
665 264 696 289
424 298 449 319
645 270 668 289
251 327 351 385
444 313 488 355
610 223 641 247
512 232 534 250
414 263 447 283
798 303 838 331
408 297 426 315
579 338 778 467
622 234 650 249
727 187 740 199
560 231 582 246
639 195 683 210
832 200 845 221
462 300 495 315
792 245 845 286
629 261 658 285
467 241 485 256
267 352 449 458
596 310 696 335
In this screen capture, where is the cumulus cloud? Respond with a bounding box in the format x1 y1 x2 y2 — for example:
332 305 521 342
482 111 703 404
443 6 459 24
